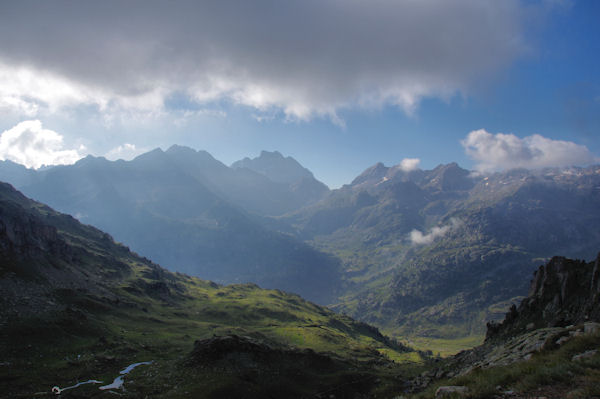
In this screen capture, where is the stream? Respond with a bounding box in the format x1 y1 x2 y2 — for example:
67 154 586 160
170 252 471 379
52 360 153 394
99 361 154 390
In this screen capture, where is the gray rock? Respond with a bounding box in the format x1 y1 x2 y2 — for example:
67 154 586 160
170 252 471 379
435 386 468 397
572 349 597 361
584 322 600 335
526 322 535 330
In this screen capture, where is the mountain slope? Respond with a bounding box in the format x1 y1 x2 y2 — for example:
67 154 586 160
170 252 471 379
0 182 415 398
231 150 330 212
10 150 340 304
284 163 600 339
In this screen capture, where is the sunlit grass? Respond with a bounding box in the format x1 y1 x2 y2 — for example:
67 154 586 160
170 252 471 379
402 335 484 357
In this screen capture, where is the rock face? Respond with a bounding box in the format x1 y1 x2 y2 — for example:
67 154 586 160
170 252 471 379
0 182 73 271
486 254 600 341
429 254 600 380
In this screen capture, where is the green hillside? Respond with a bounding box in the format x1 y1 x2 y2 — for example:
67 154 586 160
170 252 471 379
0 182 419 398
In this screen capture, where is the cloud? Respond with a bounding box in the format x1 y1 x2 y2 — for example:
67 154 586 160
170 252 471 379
105 143 147 161
0 120 83 168
0 1 531 122
462 129 598 172
410 218 461 245
399 158 421 172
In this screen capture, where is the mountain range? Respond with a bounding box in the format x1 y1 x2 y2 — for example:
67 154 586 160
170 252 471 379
285 162 600 338
1 147 599 341
0 147 337 304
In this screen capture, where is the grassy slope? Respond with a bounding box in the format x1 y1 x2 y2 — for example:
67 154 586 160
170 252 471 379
0 183 424 398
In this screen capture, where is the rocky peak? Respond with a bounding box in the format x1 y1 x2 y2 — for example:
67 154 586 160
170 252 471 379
351 162 389 187
165 145 229 174
486 254 600 341
259 150 284 159
231 150 316 185
424 162 474 192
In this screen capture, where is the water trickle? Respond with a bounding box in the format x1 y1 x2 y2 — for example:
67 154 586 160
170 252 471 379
99 361 154 390
51 360 153 394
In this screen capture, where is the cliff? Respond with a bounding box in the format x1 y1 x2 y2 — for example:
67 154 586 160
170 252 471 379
486 254 600 341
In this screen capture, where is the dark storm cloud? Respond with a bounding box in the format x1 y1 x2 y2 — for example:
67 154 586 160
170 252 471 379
0 0 529 119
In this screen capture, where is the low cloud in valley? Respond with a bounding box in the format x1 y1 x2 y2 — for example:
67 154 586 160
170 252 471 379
409 218 462 245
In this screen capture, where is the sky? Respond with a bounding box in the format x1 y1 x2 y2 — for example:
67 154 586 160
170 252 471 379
0 0 598 188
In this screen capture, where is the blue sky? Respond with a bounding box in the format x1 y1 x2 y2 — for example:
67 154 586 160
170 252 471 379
0 0 598 187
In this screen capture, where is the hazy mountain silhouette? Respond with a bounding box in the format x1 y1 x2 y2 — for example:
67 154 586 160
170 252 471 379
0 148 340 304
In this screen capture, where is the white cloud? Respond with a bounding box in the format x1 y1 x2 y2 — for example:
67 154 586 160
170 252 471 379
0 0 531 123
399 158 421 172
0 120 83 168
105 143 147 161
0 62 167 120
410 218 461 245
462 129 598 172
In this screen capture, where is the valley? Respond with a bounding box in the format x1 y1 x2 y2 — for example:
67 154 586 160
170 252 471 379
2 149 598 348
1 150 599 398
0 182 419 397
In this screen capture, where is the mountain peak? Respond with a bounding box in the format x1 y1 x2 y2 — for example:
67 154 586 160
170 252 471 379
133 147 164 159
166 144 196 155
424 162 474 191
259 150 284 159
165 145 219 164
74 154 109 167
231 150 316 185
351 162 389 187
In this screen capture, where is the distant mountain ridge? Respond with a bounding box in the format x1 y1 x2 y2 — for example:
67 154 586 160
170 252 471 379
0 147 339 304
232 150 315 184
0 146 330 217
231 150 330 212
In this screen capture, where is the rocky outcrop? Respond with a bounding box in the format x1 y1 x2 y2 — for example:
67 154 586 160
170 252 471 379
424 254 600 382
0 183 73 270
486 254 600 341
